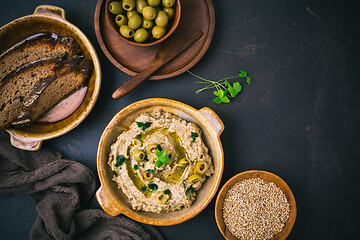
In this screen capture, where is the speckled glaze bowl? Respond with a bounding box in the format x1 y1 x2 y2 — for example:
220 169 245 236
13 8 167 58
215 170 297 240
0 5 101 151
96 98 224 226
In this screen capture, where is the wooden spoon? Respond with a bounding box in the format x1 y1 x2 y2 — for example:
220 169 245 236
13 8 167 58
112 30 203 99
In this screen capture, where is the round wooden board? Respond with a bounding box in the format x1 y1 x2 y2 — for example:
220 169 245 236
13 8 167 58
94 0 215 80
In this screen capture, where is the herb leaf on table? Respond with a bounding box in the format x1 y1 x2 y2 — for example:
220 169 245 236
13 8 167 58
189 70 251 104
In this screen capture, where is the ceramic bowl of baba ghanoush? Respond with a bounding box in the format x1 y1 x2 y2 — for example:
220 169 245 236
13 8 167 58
96 98 224 226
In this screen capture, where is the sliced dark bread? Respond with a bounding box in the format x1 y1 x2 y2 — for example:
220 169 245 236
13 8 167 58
0 59 61 130
12 55 93 128
0 33 81 82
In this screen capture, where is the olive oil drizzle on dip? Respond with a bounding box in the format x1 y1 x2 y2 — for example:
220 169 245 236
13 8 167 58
128 128 189 197
138 128 188 160
125 141 153 198
125 157 153 197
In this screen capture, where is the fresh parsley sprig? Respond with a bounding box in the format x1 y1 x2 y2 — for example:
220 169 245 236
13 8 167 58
189 70 251 104
136 121 152 131
115 155 126 167
191 132 199 142
147 183 158 192
154 149 171 167
141 183 159 193
185 187 195 196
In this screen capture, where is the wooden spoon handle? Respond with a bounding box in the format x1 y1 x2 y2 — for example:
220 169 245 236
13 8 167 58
112 62 161 99
112 30 203 100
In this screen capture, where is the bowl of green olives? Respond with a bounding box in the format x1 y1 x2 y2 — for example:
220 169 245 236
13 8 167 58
106 0 180 46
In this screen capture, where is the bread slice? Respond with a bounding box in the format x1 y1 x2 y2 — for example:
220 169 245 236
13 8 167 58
0 33 81 82
12 55 93 128
0 59 61 130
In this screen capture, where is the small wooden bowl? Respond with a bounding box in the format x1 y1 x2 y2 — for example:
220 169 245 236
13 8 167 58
104 0 181 47
215 170 297 240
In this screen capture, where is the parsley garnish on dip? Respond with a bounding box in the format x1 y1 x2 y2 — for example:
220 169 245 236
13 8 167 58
115 155 126 167
185 187 195 196
147 183 158 193
136 121 152 131
154 149 171 167
191 132 199 142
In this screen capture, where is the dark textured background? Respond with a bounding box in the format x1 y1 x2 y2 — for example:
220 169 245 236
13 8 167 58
1 0 360 239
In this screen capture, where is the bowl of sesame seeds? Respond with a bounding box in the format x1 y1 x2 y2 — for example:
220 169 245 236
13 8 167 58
215 170 296 240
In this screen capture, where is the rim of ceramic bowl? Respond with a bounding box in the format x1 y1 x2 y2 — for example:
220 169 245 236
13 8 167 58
96 98 224 225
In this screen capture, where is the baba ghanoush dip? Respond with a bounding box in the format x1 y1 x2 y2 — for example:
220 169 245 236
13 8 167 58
108 109 214 213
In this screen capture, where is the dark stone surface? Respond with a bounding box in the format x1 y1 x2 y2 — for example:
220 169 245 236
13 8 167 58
1 0 360 239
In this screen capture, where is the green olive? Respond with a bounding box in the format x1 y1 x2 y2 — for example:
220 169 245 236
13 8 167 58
142 6 157 20
134 149 145 162
109 1 124 14
122 0 135 11
119 25 134 38
115 14 127 26
136 0 148 13
188 174 202 184
194 161 209 174
142 18 154 29
155 191 169 204
148 0 161 7
152 26 166 39
155 11 168 28
128 14 142 30
131 138 142 148
127 10 139 19
147 144 158 155
144 170 155 181
163 7 174 20
165 150 175 161
175 158 190 167
162 0 175 8
134 28 149 42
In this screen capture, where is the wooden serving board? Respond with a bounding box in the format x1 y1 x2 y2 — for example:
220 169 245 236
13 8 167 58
94 0 215 80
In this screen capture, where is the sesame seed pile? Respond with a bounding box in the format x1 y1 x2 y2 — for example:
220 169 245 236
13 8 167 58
222 178 290 240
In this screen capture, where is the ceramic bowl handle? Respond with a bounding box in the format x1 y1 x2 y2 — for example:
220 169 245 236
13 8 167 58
7 131 42 151
199 107 224 137
33 5 66 20
96 186 122 216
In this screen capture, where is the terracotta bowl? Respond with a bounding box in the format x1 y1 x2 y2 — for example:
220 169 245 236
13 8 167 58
0 5 101 151
215 170 297 240
96 98 224 225
104 0 181 47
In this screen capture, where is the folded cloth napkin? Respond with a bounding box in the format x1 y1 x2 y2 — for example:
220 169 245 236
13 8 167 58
0 131 163 240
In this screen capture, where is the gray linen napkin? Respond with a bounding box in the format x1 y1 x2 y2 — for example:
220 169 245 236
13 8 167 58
0 131 163 240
